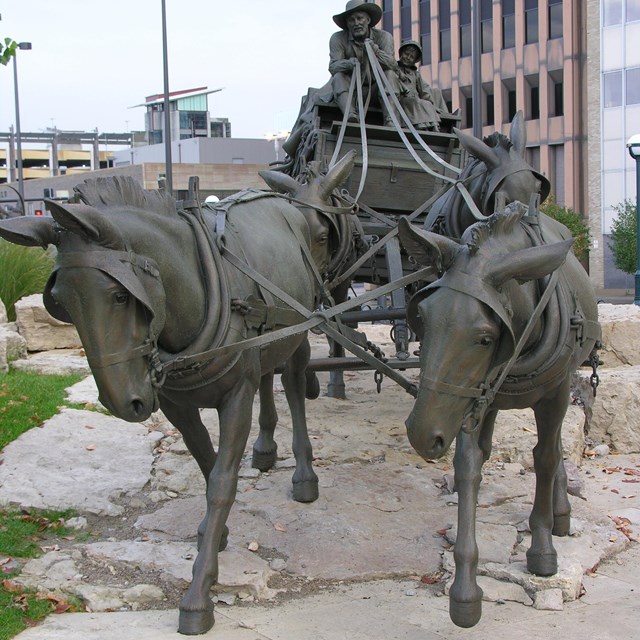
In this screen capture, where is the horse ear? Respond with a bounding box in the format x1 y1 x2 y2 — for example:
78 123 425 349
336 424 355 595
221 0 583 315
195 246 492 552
259 170 300 195
0 216 58 248
488 238 574 287
509 111 526 156
46 200 123 248
398 217 460 274
320 150 357 200
454 127 499 170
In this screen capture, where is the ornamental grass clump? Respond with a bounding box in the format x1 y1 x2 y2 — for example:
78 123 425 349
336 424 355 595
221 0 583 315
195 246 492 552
0 239 54 321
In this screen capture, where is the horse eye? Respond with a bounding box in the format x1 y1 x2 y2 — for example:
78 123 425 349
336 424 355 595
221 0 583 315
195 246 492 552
114 291 130 305
479 336 494 346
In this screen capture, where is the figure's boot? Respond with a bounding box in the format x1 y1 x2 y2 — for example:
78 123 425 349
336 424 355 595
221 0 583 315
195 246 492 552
336 91 358 122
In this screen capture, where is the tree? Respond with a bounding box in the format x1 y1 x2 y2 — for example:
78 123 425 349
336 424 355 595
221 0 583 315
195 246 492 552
0 37 17 66
609 198 638 275
540 195 590 264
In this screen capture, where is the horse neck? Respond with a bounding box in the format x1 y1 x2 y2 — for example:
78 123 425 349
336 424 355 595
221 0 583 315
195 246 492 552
124 212 212 353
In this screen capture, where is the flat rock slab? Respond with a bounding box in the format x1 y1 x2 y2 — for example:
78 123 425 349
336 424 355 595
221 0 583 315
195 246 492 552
138 461 447 581
0 408 161 515
10 349 91 376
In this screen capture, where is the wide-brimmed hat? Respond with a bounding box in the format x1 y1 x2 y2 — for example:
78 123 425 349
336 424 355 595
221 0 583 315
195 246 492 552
399 39 423 63
333 0 383 30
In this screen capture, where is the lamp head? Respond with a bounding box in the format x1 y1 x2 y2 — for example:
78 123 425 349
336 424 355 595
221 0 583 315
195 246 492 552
628 134 640 160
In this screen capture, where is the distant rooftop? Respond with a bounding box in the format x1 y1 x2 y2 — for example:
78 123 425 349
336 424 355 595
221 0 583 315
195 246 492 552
129 86 223 109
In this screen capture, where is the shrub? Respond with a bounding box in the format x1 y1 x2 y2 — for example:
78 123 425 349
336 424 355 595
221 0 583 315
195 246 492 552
0 240 54 321
608 198 638 275
540 195 590 264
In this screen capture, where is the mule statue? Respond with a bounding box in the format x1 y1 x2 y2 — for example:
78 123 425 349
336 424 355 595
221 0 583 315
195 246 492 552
398 202 600 628
424 111 550 238
0 169 351 636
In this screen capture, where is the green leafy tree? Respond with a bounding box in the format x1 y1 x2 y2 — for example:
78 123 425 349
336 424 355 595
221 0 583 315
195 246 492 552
540 195 590 264
609 198 639 275
0 37 17 66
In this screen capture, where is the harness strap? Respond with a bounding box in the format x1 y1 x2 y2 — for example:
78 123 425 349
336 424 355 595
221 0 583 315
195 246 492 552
420 376 485 398
88 340 155 369
161 258 432 380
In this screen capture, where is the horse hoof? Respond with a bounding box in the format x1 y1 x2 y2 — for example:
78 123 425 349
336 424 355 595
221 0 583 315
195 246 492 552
178 605 214 635
293 479 319 503
306 372 321 400
552 514 571 537
449 598 482 628
252 448 277 472
526 550 557 576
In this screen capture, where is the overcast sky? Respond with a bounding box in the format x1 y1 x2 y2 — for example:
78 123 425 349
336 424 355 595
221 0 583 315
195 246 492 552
0 0 352 142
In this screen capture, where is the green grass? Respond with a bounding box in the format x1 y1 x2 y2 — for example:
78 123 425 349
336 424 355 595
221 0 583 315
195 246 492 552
0 239 55 322
0 508 84 640
0 370 84 450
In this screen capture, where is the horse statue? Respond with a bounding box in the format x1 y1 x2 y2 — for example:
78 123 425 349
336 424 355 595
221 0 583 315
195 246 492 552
397 202 600 628
0 169 352 636
424 111 550 238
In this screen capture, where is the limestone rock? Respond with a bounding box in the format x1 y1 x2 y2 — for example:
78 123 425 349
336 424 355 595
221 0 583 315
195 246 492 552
0 297 7 323
72 584 126 612
14 293 81 351
597 303 640 367
533 588 564 610
122 584 165 605
492 405 586 467
580 366 640 453
0 324 27 373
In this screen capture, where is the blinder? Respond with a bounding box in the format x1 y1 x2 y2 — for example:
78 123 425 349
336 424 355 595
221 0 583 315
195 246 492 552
481 161 551 213
43 250 167 342
407 270 517 368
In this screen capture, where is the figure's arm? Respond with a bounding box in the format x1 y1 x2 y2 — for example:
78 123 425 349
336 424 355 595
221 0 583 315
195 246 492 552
369 31 398 71
329 32 357 75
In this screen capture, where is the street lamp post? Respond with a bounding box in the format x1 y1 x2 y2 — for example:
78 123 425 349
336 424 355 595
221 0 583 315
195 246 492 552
13 41 32 208
627 134 640 305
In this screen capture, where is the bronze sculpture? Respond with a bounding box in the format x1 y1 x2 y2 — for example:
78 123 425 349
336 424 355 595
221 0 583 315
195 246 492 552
398 203 600 628
0 169 352 635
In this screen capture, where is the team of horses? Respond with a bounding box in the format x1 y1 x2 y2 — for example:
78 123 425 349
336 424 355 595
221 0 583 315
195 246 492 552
0 113 599 635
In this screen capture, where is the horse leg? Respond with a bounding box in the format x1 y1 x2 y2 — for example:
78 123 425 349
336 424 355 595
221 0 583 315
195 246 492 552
527 378 570 576
252 372 279 471
282 338 319 503
552 447 571 537
159 397 228 552
449 425 485 628
178 378 255 635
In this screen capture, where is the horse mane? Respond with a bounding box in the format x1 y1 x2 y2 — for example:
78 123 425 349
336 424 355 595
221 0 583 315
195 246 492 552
72 176 177 217
464 206 526 250
483 132 513 153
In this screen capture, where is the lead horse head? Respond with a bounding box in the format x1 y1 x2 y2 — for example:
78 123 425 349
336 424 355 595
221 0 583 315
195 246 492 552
398 208 573 460
0 178 176 421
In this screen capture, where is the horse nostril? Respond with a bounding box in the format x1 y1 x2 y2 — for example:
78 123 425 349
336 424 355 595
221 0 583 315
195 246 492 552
433 435 445 453
131 398 145 416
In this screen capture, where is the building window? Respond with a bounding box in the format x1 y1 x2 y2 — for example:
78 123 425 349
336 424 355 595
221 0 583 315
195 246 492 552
383 0 393 32
481 0 493 53
553 80 564 116
628 0 640 21
525 0 538 43
465 95 474 129
459 0 472 57
507 88 517 121
627 67 640 104
502 0 515 49
486 92 495 126
526 146 541 172
401 0 412 40
604 70 623 107
548 0 563 39
420 1 432 64
529 84 540 120
604 0 623 25
439 0 452 61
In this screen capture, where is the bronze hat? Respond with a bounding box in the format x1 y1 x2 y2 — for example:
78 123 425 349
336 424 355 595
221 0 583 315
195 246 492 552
399 39 423 63
333 0 383 30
